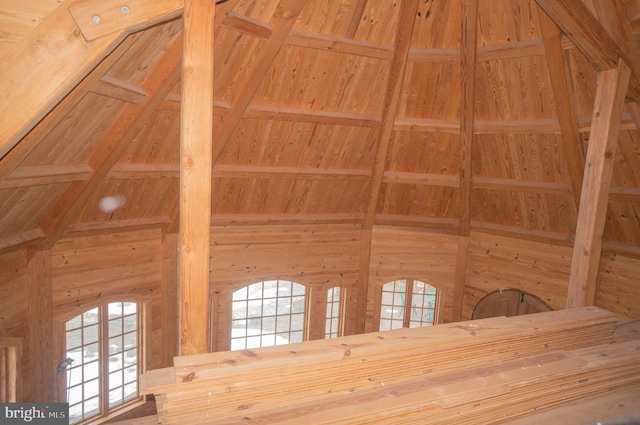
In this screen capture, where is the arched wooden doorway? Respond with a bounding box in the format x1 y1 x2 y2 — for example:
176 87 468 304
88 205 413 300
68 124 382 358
472 289 552 320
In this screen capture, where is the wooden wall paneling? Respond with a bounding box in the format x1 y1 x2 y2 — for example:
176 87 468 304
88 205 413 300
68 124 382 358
452 236 469 321
0 251 29 400
596 252 640 318
463 231 573 319
51 229 162 320
27 249 54 402
357 228 372 334
0 0 61 58
368 227 458 328
209 224 361 349
567 61 631 308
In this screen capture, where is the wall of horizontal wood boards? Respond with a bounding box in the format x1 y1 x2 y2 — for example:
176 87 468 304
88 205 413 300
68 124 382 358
365 227 458 333
209 224 362 351
462 232 573 320
597 252 640 318
0 250 30 400
50 229 169 373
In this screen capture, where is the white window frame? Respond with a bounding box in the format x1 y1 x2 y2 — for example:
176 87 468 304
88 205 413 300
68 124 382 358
379 279 438 331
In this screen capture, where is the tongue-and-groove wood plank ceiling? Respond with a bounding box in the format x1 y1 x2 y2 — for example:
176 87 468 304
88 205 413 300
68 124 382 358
0 0 639 255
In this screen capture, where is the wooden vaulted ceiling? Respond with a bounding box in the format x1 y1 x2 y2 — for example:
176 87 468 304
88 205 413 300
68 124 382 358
0 0 639 256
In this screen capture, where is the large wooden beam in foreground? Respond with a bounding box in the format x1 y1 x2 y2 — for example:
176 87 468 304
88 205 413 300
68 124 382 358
179 0 215 356
566 61 631 309
143 307 638 425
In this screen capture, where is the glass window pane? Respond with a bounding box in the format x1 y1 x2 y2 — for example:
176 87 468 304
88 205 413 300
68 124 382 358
84 360 99 381
123 316 137 333
124 382 137 401
109 318 123 337
66 329 82 351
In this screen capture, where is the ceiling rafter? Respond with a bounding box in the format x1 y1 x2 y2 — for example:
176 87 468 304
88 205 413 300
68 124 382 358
362 0 418 229
535 0 640 102
458 0 478 237
36 33 183 251
210 0 312 167
0 34 141 181
0 0 126 160
537 6 584 205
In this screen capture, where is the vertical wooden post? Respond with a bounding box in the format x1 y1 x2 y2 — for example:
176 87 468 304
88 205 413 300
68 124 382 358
179 0 215 355
566 60 631 308
162 234 179 364
28 250 53 401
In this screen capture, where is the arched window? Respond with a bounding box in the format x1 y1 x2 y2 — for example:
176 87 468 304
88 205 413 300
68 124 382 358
231 280 307 350
379 279 437 331
62 302 141 424
325 287 344 339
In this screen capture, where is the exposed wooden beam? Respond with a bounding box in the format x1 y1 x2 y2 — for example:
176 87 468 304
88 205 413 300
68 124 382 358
473 119 561 134
0 229 45 255
358 0 418 337
535 0 640 102
222 11 273 39
68 0 182 42
36 34 183 250
0 34 141 180
567 61 631 309
212 165 371 180
210 213 364 226
179 0 215 356
394 118 460 133
383 171 459 187
245 104 380 127
470 221 575 247
211 0 311 165
287 30 394 60
90 75 148 104
459 0 478 237
363 0 418 230
0 164 94 189
108 163 180 179
473 177 572 196
344 0 368 39
476 39 545 62
0 0 126 161
532 7 584 205
608 186 640 202
27 249 54 402
65 217 172 234
408 48 459 63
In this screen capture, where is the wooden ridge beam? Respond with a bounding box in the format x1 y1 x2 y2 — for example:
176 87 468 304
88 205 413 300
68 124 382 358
535 0 640 102
567 61 631 309
68 0 182 42
0 33 141 180
179 0 215 356
0 0 126 161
